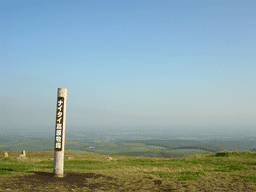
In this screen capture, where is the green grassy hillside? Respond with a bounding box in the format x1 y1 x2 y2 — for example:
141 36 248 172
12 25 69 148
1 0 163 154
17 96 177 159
1 150 256 191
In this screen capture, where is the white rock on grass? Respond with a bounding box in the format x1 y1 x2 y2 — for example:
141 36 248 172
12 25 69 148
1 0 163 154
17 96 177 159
16 154 26 160
16 150 26 160
4 152 8 158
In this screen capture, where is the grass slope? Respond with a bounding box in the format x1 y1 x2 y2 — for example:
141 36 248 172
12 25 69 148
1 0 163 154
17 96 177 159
1 150 256 191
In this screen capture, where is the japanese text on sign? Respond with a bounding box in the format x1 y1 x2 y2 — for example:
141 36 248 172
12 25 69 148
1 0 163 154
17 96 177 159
54 97 64 151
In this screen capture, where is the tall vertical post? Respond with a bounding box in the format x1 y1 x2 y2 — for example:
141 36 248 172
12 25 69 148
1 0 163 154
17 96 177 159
53 88 67 177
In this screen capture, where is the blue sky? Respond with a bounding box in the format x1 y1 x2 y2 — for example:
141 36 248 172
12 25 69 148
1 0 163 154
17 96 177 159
1 0 255 132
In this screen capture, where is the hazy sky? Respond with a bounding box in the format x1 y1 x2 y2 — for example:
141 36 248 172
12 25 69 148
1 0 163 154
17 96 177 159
1 0 255 132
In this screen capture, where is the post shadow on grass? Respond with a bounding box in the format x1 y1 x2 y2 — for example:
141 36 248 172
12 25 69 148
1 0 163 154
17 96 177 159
14 170 120 190
24 170 104 179
14 170 172 191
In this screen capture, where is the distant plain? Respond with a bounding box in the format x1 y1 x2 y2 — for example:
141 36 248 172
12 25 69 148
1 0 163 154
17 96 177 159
1 125 255 159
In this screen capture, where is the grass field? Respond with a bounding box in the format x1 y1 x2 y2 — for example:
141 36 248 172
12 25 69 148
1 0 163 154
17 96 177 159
1 150 256 191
